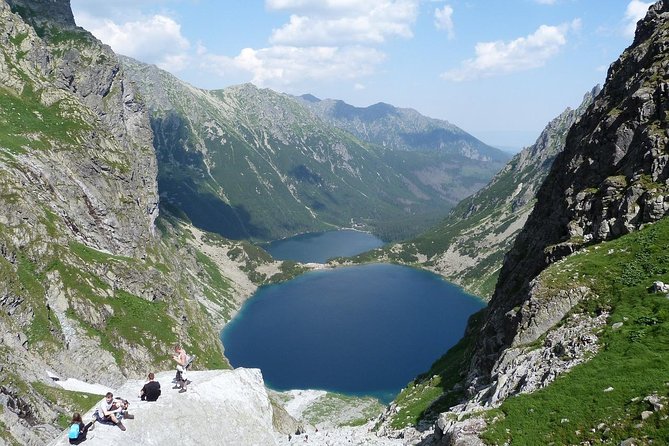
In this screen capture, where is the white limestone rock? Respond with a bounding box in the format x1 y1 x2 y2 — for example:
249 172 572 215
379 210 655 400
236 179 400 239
48 369 280 446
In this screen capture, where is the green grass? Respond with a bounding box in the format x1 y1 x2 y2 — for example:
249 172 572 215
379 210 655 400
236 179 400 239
69 241 133 264
106 290 177 356
16 254 61 348
195 250 232 294
0 85 91 152
31 382 99 428
481 217 669 445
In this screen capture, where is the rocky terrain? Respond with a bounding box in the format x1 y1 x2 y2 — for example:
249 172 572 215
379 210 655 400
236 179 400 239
3 0 669 445
0 1 290 444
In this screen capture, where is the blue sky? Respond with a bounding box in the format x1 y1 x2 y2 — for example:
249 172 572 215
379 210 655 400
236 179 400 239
70 0 653 150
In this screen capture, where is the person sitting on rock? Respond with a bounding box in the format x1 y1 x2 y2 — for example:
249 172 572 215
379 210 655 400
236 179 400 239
94 392 126 431
68 413 93 444
140 372 161 401
172 345 189 393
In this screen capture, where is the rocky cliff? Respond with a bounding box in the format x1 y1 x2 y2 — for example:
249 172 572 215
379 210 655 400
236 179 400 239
477 0 669 376
0 2 285 444
375 2 669 443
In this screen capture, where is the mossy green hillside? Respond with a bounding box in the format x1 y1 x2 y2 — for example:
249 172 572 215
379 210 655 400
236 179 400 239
0 85 92 153
480 216 669 445
31 382 99 428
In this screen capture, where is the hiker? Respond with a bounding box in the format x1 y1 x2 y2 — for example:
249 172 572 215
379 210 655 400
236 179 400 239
140 372 161 401
68 413 93 444
94 392 126 431
172 345 189 393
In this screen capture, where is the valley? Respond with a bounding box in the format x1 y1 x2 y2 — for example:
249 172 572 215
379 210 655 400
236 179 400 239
1 0 669 445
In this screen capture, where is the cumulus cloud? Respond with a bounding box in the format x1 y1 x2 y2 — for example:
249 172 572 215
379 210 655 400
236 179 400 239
197 0 416 88
268 0 419 45
434 5 454 39
75 12 191 71
624 0 652 37
200 45 385 87
441 20 579 81
72 0 419 89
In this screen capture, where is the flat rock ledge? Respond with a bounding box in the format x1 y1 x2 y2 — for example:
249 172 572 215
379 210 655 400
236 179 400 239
48 368 279 446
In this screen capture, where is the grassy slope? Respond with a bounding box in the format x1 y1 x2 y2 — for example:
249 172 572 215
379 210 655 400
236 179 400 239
481 216 669 445
388 216 669 443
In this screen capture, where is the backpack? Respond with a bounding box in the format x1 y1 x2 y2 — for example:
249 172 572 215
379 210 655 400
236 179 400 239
68 423 80 439
184 354 196 370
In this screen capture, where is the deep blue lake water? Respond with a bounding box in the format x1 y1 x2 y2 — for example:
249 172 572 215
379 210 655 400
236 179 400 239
222 241 484 403
263 229 384 263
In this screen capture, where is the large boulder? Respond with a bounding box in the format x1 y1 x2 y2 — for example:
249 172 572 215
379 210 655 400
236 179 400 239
48 369 282 446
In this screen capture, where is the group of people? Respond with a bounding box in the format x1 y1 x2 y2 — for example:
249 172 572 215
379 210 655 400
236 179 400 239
67 345 192 444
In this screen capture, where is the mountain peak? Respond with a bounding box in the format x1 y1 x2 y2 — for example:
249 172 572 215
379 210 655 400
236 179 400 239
6 0 76 30
300 93 321 103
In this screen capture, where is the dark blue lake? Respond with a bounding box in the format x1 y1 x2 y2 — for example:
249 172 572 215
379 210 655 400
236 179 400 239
221 263 484 403
263 229 384 263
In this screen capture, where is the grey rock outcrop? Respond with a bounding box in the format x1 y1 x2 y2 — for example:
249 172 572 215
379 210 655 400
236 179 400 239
48 369 284 446
475 0 669 378
6 0 76 30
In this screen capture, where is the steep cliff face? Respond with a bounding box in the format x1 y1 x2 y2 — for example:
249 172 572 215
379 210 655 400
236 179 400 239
1 0 158 257
0 3 284 444
476 0 669 374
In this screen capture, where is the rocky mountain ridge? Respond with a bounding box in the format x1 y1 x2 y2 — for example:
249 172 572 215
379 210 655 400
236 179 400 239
296 95 506 161
121 57 507 242
0 2 293 444
477 0 669 376
347 86 600 298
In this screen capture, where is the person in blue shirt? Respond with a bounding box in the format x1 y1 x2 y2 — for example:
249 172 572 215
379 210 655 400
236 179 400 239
68 413 93 444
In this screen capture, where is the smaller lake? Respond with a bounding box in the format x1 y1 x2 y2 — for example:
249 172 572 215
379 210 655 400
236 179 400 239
263 229 384 263
222 263 484 403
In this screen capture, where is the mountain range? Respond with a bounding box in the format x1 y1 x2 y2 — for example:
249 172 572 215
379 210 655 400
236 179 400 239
121 57 508 243
3 0 669 445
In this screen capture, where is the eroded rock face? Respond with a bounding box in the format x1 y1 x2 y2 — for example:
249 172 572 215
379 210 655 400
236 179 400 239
475 0 669 378
1 0 158 257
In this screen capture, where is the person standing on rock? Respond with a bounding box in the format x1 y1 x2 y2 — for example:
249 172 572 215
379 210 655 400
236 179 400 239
172 345 189 393
140 372 161 401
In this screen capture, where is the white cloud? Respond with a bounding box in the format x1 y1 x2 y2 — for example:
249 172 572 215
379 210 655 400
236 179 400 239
442 21 578 81
624 0 653 37
534 0 557 4
434 5 454 39
72 0 418 90
198 0 417 88
268 0 419 45
76 12 191 71
201 45 386 87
